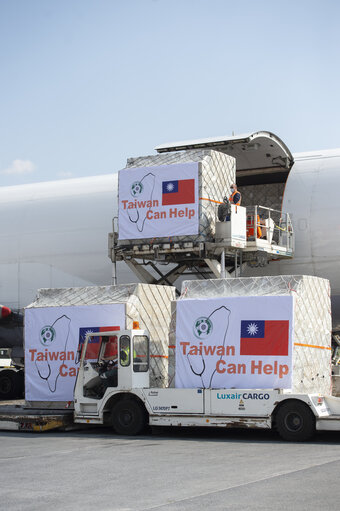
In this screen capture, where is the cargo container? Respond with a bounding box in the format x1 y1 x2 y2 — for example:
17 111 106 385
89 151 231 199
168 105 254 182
1 277 340 441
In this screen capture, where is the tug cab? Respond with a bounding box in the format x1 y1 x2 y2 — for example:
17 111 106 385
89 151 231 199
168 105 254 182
74 328 150 408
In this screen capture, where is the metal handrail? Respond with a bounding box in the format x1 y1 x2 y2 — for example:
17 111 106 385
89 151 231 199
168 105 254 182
246 205 294 252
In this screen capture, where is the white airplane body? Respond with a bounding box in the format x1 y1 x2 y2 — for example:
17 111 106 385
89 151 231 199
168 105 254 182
0 174 121 310
0 143 339 333
279 148 340 318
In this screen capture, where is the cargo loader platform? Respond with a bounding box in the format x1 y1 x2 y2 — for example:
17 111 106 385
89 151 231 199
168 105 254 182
109 204 294 285
110 131 295 286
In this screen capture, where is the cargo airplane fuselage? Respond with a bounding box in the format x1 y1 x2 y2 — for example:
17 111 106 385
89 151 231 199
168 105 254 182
0 144 340 347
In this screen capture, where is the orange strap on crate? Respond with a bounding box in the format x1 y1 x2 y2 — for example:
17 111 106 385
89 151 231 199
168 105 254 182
294 343 331 350
199 197 223 204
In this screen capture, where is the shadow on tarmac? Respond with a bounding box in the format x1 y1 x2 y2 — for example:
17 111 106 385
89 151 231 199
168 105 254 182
1 424 340 445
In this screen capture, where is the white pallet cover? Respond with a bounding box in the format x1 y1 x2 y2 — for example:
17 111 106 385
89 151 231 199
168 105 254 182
123 149 235 243
27 284 176 388
169 275 332 394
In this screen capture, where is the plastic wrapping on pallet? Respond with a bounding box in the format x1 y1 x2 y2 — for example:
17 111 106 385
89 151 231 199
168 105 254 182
25 284 175 403
118 149 235 244
169 276 332 394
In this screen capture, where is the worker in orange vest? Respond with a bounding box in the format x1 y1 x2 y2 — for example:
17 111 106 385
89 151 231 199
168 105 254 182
229 184 241 206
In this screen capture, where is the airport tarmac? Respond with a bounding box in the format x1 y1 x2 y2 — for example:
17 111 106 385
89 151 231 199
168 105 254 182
0 427 340 510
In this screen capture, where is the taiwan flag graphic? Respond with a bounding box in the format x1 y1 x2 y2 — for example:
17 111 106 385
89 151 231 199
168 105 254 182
78 326 119 360
240 320 289 356
162 179 195 205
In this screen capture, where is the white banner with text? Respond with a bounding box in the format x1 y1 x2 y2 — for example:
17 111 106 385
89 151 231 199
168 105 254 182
25 304 125 401
175 295 293 389
118 162 199 239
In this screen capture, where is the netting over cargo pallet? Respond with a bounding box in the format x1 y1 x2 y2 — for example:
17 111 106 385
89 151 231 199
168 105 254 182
26 284 176 400
120 149 235 244
169 276 332 394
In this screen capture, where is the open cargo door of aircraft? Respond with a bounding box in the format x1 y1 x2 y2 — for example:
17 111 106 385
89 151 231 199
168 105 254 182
156 130 294 186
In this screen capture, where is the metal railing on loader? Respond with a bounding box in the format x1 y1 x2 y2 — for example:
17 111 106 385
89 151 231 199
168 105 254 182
108 205 294 286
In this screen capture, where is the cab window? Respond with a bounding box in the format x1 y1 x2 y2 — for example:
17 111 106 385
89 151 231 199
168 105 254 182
78 335 100 362
133 335 149 373
102 335 118 360
120 335 130 366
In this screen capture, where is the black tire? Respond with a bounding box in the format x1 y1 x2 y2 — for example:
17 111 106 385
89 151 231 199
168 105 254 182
275 401 315 442
16 371 25 398
0 370 17 399
111 399 146 435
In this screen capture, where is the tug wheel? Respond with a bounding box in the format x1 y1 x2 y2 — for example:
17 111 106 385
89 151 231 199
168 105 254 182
0 371 21 399
275 400 315 441
111 399 146 435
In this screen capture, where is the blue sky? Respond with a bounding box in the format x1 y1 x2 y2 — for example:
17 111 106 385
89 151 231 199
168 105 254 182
1 0 339 185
